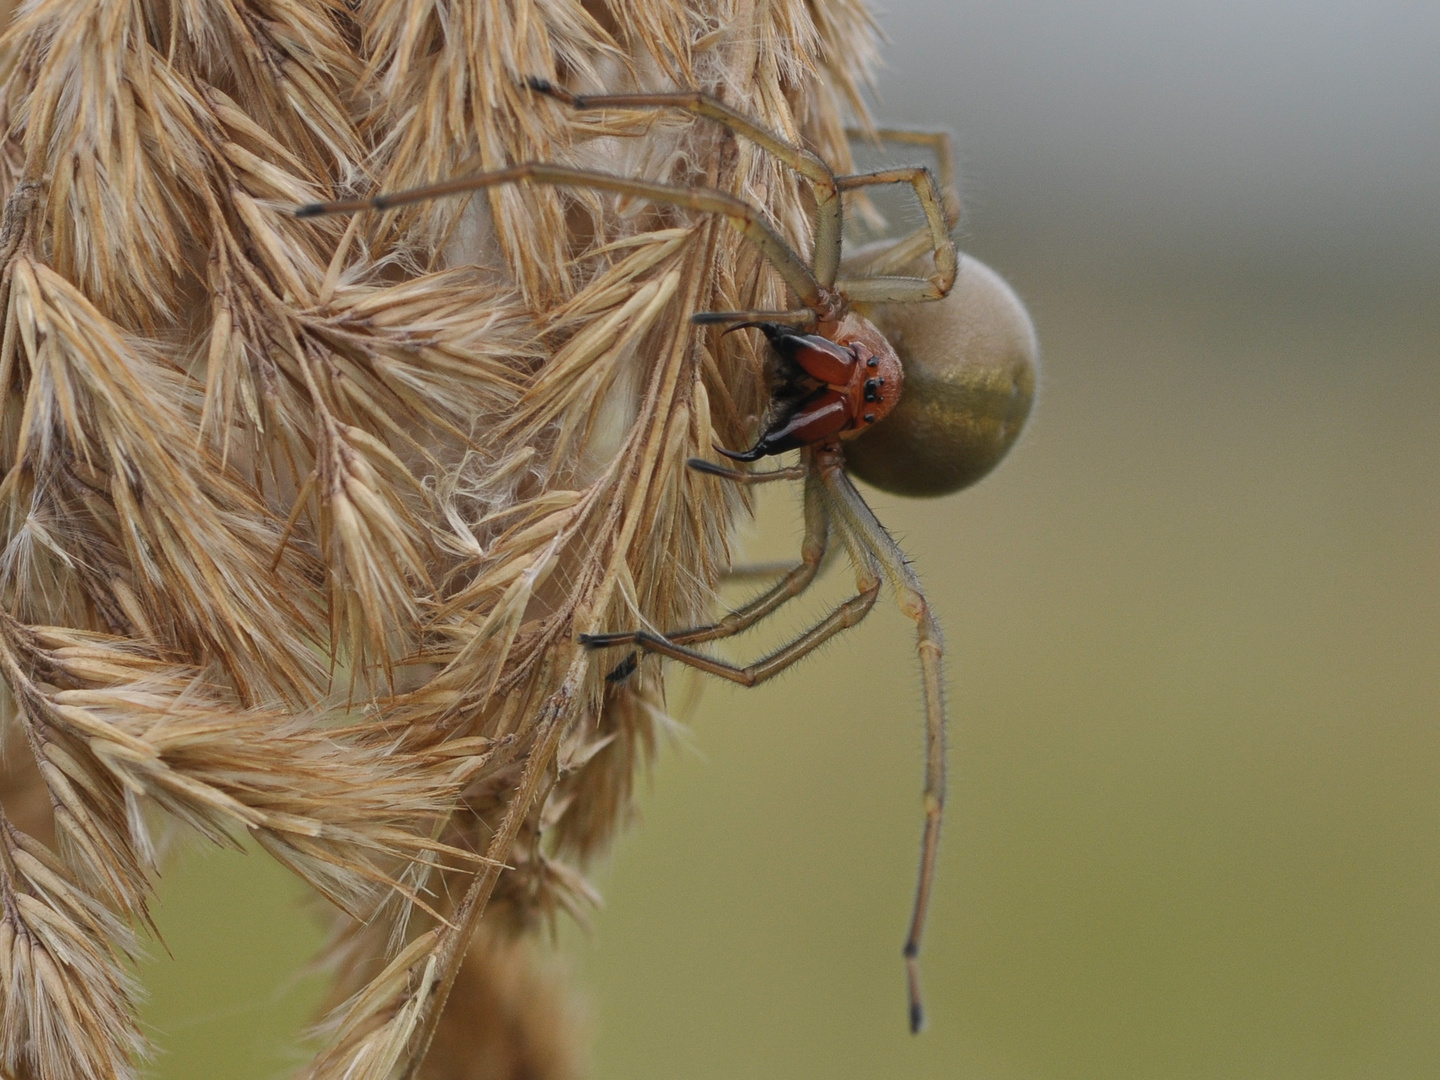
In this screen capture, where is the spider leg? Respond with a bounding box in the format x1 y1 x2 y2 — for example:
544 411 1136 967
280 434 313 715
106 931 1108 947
686 457 807 484
720 561 802 582
601 535 815 680
688 458 843 583
296 163 823 311
527 80 844 288
814 448 946 1034
588 471 828 652
581 477 881 685
592 467 826 682
844 128 961 227
580 577 878 687
654 471 828 647
721 537 843 585
832 166 957 302
840 129 960 278
692 309 816 328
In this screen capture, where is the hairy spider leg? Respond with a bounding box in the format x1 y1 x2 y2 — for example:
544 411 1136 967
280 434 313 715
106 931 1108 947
580 467 881 686
596 457 844 680
296 162 824 313
840 129 961 282
685 458 807 484
718 548 842 583
590 469 829 656
846 128 961 226
813 445 947 1034
524 85 964 321
721 560 813 582
526 79 844 288
832 166 957 303
594 464 823 680
693 460 841 581
580 569 878 684
692 309 817 329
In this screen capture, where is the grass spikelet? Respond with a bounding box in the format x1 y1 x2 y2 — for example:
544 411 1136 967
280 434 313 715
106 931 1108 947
0 0 887 1074
0 811 145 1080
304 929 443 1080
4 616 477 920
4 257 326 702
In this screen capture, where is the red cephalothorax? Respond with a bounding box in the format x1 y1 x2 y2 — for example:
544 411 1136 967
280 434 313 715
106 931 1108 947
719 312 905 461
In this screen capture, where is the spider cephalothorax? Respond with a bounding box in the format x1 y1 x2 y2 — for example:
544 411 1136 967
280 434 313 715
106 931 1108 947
718 313 904 460
298 78 1036 1036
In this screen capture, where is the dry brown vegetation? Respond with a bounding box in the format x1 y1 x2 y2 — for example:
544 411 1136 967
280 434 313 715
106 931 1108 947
0 0 881 1077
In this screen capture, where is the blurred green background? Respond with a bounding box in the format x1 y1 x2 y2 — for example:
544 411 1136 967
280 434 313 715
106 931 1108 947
141 3 1440 1078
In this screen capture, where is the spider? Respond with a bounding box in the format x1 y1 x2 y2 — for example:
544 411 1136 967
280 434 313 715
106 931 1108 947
297 79 1038 1033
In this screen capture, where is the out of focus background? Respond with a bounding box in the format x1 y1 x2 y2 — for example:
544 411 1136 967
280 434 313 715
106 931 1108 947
143 2 1439 1078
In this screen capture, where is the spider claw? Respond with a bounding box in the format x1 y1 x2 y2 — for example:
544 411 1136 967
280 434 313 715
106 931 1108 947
715 441 767 462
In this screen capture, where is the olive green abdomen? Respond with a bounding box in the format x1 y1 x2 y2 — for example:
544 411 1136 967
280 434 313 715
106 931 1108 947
846 255 1038 498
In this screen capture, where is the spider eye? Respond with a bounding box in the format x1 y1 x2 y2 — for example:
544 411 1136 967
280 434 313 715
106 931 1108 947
846 254 1038 498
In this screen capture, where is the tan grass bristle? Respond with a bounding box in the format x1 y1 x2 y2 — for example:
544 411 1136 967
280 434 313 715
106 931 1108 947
0 0 882 1076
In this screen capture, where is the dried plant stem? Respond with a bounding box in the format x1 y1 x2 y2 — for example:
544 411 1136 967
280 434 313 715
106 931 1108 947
403 668 576 1080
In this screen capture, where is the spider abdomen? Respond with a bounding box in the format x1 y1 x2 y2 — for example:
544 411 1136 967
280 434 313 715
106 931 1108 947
846 255 1038 497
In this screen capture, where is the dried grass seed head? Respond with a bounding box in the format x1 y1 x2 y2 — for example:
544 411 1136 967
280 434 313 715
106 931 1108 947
0 1 916 1077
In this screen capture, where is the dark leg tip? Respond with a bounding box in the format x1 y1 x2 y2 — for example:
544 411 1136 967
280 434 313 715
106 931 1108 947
604 652 639 683
294 203 325 218
579 632 632 649
686 457 738 478
909 1002 925 1034
526 78 580 106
